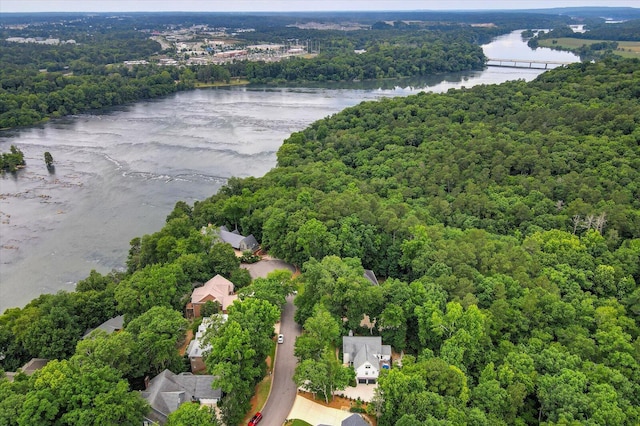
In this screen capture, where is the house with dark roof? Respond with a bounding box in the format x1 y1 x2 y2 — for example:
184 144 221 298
82 315 124 339
185 274 238 318
141 369 221 425
342 336 391 384
3 358 49 382
363 270 379 286
342 413 370 426
218 225 259 252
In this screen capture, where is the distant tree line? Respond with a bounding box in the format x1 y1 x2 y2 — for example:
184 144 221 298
527 19 640 56
0 11 574 129
238 33 486 84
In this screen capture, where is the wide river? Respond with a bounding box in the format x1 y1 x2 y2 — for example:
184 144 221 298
0 30 579 312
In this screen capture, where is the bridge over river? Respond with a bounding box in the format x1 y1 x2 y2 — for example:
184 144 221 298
486 58 575 69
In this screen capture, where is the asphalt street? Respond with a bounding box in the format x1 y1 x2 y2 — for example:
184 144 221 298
260 294 302 426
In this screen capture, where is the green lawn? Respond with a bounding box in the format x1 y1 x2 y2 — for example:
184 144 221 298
286 420 313 426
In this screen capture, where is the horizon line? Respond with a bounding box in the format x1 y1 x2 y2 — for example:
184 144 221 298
2 6 638 15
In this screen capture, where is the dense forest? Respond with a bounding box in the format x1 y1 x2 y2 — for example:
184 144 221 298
187 58 640 424
1 10 640 426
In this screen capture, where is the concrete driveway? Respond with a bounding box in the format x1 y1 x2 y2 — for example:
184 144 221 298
287 395 353 426
336 383 378 402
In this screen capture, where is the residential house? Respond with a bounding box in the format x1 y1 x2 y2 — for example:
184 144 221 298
342 413 370 426
3 358 49 382
217 225 259 252
141 369 221 425
185 274 238 318
342 336 391 384
82 315 124 339
185 315 228 373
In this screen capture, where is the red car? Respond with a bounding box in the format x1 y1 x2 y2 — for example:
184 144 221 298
248 412 263 426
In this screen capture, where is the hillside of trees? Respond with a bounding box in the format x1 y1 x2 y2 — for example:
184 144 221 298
1 17 639 423
185 57 639 424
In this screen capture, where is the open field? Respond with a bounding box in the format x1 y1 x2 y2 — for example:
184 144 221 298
538 38 640 58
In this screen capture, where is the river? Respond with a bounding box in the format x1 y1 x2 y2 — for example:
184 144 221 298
0 30 580 312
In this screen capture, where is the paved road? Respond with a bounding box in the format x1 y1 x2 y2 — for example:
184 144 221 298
241 258 296 279
260 294 302 426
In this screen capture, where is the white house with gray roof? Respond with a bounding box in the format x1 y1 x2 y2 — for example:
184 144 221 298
342 336 391 384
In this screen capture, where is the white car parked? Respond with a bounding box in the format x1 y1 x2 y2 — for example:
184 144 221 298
277 334 284 344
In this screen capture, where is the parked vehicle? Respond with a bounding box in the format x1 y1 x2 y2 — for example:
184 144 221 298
248 412 263 426
278 334 284 344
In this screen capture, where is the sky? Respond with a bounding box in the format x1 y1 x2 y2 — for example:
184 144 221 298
1 0 638 14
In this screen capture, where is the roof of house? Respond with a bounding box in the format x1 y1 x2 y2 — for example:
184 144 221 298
82 315 124 338
186 315 228 359
342 414 370 426
218 226 259 251
141 370 221 423
190 274 237 311
363 270 379 286
353 344 380 371
343 336 391 369
21 358 50 374
4 358 50 382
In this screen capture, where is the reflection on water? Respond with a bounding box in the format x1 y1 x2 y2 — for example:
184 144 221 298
0 30 579 312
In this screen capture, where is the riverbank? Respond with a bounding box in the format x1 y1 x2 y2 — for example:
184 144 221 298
194 78 250 88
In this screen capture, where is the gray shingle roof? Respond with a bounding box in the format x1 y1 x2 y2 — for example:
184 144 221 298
343 336 391 369
363 270 379 286
218 226 259 251
342 413 369 426
141 370 221 423
82 315 124 338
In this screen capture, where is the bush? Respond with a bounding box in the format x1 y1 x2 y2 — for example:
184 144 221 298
240 250 260 263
